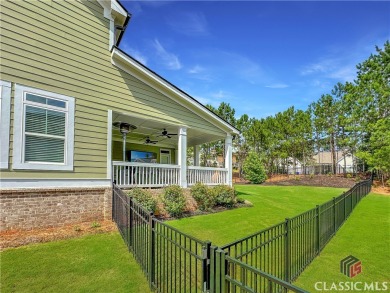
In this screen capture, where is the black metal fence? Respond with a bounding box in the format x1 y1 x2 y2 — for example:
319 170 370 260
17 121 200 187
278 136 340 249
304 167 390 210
112 179 371 293
220 179 372 285
113 184 209 292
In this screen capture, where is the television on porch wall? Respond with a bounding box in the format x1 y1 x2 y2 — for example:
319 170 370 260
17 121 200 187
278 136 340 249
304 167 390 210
128 150 157 163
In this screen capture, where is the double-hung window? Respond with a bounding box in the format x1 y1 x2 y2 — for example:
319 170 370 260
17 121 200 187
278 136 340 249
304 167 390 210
13 84 75 170
0 80 11 169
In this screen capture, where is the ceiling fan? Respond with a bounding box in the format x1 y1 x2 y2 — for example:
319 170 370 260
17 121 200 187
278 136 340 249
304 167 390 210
158 128 177 139
144 137 158 144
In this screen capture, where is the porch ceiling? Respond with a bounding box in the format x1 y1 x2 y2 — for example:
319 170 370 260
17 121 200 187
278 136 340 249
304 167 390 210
112 112 226 148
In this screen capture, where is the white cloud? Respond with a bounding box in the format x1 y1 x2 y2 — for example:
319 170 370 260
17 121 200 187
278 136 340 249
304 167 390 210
188 65 204 74
187 65 213 81
219 51 266 84
194 95 211 106
301 59 333 76
152 39 182 70
265 83 289 89
167 12 209 36
124 47 148 66
211 90 230 99
301 58 356 82
311 79 331 89
328 66 356 82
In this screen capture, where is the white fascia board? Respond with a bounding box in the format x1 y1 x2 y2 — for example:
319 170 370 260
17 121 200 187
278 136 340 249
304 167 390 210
111 48 240 136
97 0 127 22
0 178 111 189
111 1 127 19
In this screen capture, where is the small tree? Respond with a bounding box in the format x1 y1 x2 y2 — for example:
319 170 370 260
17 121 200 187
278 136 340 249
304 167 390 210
243 152 267 184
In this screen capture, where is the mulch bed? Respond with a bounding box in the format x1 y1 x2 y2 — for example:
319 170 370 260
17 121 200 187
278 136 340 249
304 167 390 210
0 220 117 250
156 201 253 221
262 175 358 188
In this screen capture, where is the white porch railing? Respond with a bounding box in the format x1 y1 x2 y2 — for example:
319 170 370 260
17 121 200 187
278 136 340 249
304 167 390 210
112 162 229 187
187 166 228 186
113 162 180 188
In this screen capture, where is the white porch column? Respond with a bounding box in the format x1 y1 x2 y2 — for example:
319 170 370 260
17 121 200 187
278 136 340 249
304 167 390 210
178 126 188 188
225 134 233 186
194 145 201 166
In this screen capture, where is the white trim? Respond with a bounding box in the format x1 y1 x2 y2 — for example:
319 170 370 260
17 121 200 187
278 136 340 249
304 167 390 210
188 166 228 171
97 1 127 50
0 80 11 169
194 145 201 166
97 0 127 20
107 110 113 179
225 134 233 186
109 18 115 50
111 49 240 135
12 84 75 171
178 126 188 188
97 0 111 19
113 161 180 169
160 149 172 164
0 178 111 189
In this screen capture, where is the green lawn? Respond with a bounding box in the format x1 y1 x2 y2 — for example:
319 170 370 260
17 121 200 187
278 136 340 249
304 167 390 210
294 193 390 291
168 185 346 245
1 233 151 293
3 185 383 293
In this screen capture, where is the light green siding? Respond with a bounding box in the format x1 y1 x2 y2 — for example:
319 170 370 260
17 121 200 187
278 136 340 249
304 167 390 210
0 0 224 179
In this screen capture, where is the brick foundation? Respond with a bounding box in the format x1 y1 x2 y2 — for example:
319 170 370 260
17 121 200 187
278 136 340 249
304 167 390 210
0 187 112 231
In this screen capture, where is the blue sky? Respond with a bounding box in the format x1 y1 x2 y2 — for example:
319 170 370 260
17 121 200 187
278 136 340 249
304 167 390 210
119 1 390 119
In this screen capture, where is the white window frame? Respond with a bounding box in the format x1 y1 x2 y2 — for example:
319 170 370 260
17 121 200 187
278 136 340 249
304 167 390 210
0 80 11 169
13 84 75 171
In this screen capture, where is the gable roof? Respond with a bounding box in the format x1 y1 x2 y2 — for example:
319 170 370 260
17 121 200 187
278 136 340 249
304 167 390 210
111 47 239 135
100 0 239 135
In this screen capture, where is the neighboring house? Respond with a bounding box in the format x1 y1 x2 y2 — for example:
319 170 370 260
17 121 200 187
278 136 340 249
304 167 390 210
286 158 303 175
0 0 238 231
276 157 303 174
275 153 354 175
312 151 354 173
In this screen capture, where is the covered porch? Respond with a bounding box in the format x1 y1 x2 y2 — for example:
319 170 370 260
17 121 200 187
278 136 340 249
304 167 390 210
108 111 233 188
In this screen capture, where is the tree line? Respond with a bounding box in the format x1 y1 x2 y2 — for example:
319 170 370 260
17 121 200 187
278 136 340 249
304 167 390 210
197 41 390 184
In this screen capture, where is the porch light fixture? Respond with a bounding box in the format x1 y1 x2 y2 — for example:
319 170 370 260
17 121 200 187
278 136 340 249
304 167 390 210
113 122 137 161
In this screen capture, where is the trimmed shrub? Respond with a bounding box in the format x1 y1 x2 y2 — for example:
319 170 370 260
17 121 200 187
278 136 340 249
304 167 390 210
242 152 267 184
162 185 186 217
191 182 215 211
236 197 245 204
211 185 236 208
128 188 157 213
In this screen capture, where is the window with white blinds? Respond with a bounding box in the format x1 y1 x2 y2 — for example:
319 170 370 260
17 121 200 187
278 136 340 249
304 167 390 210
13 85 75 171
